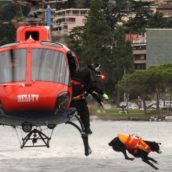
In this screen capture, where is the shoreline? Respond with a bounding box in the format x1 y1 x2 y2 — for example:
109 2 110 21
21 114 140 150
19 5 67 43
90 115 172 122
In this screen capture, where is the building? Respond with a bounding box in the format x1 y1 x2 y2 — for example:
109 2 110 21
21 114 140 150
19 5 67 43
132 43 147 70
126 34 147 70
52 8 89 37
146 28 172 68
157 3 172 17
154 0 168 4
44 0 68 4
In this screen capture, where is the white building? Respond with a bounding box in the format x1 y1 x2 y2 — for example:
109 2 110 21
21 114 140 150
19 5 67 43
52 8 89 36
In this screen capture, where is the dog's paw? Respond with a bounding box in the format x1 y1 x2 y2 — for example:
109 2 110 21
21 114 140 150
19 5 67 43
154 167 159 170
126 157 134 161
129 158 135 161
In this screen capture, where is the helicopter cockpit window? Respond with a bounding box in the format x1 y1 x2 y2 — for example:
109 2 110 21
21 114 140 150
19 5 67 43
32 48 70 85
0 49 26 83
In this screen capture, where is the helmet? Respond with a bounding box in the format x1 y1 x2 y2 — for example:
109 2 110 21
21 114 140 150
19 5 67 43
88 63 106 80
89 63 101 72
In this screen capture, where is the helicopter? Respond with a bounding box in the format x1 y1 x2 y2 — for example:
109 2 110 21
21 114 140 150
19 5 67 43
0 1 92 156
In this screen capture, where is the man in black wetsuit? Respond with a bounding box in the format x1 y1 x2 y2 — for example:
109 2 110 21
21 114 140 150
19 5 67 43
70 63 109 134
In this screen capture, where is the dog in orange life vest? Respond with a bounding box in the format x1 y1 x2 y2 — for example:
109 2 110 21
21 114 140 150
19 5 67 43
109 133 162 170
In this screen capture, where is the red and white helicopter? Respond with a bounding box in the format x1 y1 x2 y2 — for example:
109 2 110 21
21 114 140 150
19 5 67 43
0 25 91 155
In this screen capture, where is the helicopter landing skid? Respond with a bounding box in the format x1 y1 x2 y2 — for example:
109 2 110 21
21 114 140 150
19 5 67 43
20 129 51 148
66 115 92 156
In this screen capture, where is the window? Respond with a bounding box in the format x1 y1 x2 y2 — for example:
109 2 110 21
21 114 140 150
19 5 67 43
32 48 70 85
134 55 146 60
68 18 75 23
132 45 146 50
73 10 79 15
82 19 87 24
135 64 146 70
80 11 88 16
0 49 26 83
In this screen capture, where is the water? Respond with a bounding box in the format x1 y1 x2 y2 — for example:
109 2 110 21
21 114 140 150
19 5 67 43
0 120 171 172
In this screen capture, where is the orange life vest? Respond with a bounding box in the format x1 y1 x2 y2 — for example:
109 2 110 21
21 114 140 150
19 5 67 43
71 80 86 100
72 92 87 100
118 133 151 153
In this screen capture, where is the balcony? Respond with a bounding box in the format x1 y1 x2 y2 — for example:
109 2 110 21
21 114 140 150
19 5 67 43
133 49 146 55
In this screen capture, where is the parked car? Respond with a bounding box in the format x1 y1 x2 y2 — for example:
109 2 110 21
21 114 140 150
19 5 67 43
119 102 139 109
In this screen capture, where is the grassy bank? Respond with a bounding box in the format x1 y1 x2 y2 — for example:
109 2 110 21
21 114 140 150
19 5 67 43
89 106 155 121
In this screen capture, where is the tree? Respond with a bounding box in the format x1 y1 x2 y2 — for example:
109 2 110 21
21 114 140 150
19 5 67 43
161 64 172 86
146 67 165 114
147 12 166 28
81 0 112 64
147 64 172 112
118 64 172 115
83 0 90 8
106 27 134 104
0 3 18 45
0 3 29 45
124 0 153 33
74 0 88 8
67 26 84 62
118 70 150 114
103 0 129 31
66 0 75 8
67 0 134 102
0 22 16 45
102 0 153 34
147 11 172 29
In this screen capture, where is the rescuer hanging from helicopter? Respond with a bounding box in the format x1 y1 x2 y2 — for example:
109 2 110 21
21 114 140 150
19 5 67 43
70 63 109 134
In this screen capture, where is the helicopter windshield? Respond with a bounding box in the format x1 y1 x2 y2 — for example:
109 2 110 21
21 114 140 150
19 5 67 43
32 48 70 85
0 49 26 83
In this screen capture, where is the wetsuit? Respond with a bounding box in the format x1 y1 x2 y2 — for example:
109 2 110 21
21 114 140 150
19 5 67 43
70 66 104 134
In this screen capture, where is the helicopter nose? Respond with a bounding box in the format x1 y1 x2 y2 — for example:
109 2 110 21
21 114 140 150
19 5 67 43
25 83 32 87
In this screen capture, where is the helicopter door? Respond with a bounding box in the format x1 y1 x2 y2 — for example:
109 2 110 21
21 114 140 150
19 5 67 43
67 51 79 77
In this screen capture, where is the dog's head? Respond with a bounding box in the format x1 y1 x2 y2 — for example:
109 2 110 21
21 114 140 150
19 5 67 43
108 137 126 152
145 141 162 154
153 142 162 154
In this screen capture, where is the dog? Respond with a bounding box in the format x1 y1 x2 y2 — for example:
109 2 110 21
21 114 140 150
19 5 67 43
109 133 162 170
